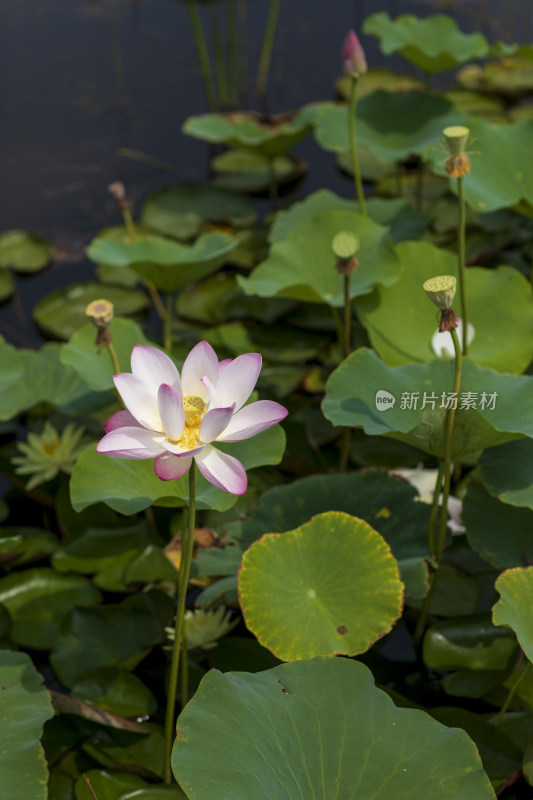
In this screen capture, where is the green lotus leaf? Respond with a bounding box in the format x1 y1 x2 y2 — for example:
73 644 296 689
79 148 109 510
33 282 149 340
71 668 156 719
50 590 173 687
172 657 496 799
314 91 465 160
493 567 533 663
211 150 306 193
423 614 518 671
87 232 237 293
0 229 51 273
0 526 59 568
0 336 25 420
356 241 533 373
141 183 256 239
426 118 533 214
239 511 404 661
237 470 431 597
322 348 533 458
458 56 533 96
269 188 426 244
0 268 14 301
335 67 424 102
182 106 318 158
363 13 488 73
61 319 151 392
443 89 506 124
74 770 148 800
0 567 102 650
70 426 286 515
0 650 54 800
119 790 185 800
477 440 533 510
463 480 533 568
83 722 165 780
238 209 401 305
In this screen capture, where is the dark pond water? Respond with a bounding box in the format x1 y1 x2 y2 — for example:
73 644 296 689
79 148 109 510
0 0 531 345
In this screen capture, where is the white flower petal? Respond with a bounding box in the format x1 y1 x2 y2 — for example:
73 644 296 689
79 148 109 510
131 345 181 392
154 453 192 481
194 445 247 495
213 353 262 411
431 320 475 359
199 405 235 443
113 374 164 431
181 341 219 401
157 384 185 441
104 410 141 433
162 441 205 457
216 400 288 442
97 427 165 459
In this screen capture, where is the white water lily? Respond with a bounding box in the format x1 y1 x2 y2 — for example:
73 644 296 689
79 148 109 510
431 319 475 359
166 607 238 650
97 342 288 495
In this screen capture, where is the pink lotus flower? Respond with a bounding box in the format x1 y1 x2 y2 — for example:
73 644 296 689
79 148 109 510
342 30 367 76
97 342 288 495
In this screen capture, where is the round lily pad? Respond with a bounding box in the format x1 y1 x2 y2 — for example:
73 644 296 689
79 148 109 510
363 13 488 73
238 511 403 661
335 67 423 102
141 183 256 240
322 348 533 458
478 440 533 510
0 269 14 302
238 208 401 306
356 241 533 373
87 232 237 294
458 56 533 96
211 150 307 193
182 106 318 158
493 567 533 663
0 229 51 273
33 282 149 340
172 657 496 799
315 91 466 161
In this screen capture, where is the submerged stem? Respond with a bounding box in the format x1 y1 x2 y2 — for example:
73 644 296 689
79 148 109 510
163 466 196 784
457 175 468 354
255 0 281 100
186 0 218 111
415 328 462 643
348 75 366 215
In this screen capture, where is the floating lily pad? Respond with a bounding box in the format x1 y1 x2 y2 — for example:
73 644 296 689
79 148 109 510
357 241 533 373
337 145 396 182
315 92 465 161
71 668 157 719
458 57 533 96
0 336 25 421
426 118 533 214
493 567 533 663
182 106 318 158
463 480 533 568
423 614 517 671
239 512 403 661
322 348 533 458
0 567 102 650
443 89 506 124
33 283 149 340
61 319 151 392
238 208 400 305
0 230 51 273
0 650 54 800
477 439 533 510
87 232 237 294
0 269 14 302
335 67 424 102
363 13 488 73
74 770 148 800
70 426 286 515
211 150 307 193
0 527 59 568
141 183 256 240
83 723 165 780
172 657 496 799
50 590 172 687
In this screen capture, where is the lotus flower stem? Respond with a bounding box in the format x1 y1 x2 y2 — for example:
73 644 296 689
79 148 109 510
494 652 528 727
210 5 229 109
457 175 468 354
145 281 167 323
82 775 99 800
180 626 189 709
164 465 197 784
164 294 173 352
255 0 281 100
226 0 238 107
415 328 462 643
427 461 444 557
186 0 218 111
348 75 366 215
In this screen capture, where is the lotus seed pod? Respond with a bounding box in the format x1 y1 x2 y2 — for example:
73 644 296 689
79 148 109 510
443 125 470 156
332 231 360 260
86 298 114 329
423 275 457 311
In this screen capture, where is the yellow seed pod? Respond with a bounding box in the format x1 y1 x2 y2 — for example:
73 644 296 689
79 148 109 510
423 275 457 311
86 299 114 329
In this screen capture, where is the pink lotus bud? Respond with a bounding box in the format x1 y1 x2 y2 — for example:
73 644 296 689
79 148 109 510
342 30 367 76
